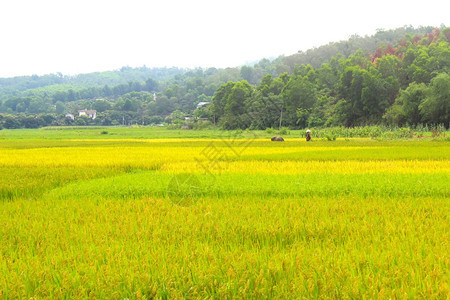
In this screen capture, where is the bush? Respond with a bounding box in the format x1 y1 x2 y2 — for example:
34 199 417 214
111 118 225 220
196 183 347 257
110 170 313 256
431 124 446 138
193 120 214 130
278 127 290 135
167 123 182 130
2 116 21 129
397 127 414 138
309 126 427 139
431 129 444 138
325 134 337 141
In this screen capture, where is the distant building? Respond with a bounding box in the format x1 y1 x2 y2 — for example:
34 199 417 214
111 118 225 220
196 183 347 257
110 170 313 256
65 113 75 120
196 102 211 109
78 109 97 119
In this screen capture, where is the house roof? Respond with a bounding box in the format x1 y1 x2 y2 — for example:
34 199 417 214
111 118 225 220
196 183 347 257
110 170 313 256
196 102 211 108
78 109 97 114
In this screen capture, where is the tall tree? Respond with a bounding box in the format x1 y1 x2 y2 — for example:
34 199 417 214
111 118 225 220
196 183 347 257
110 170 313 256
210 82 235 124
221 81 253 129
419 73 450 124
281 75 318 127
384 82 427 126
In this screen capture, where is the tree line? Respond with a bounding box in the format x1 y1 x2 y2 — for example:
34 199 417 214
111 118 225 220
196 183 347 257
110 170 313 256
210 28 449 129
0 26 448 130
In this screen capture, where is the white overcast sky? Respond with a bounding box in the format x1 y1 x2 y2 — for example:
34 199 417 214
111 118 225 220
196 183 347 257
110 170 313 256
0 0 448 77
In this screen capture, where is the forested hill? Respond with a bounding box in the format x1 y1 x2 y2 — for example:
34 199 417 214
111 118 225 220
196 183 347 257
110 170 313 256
0 25 449 129
0 26 436 97
274 26 438 71
0 67 187 98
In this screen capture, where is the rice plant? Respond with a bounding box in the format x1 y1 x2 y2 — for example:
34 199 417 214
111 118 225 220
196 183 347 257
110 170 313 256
0 130 448 298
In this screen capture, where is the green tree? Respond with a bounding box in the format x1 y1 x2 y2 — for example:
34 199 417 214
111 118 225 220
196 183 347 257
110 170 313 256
22 116 44 128
92 99 112 112
2 115 21 129
360 71 390 122
27 98 52 113
221 81 253 129
419 73 450 124
384 82 427 126
240 66 256 84
67 89 78 102
282 75 318 128
246 90 284 129
166 110 185 125
144 78 159 92
258 74 284 97
315 63 340 93
210 82 235 124
75 115 91 126
376 54 401 79
338 66 365 125
149 95 175 116
337 66 393 125
55 101 66 114
307 95 334 127
102 85 112 97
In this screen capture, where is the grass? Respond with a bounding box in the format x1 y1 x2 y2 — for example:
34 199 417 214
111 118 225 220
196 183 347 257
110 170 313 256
0 127 448 298
1 125 447 140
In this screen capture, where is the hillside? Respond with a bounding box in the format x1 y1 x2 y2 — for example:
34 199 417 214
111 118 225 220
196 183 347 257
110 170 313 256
0 25 448 129
0 67 187 99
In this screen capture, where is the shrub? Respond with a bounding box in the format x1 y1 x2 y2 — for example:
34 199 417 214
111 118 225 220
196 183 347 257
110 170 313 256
397 127 414 138
193 120 214 130
325 134 337 141
278 127 290 135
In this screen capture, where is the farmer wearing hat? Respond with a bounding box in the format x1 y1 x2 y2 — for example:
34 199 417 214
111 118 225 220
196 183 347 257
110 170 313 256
306 129 311 141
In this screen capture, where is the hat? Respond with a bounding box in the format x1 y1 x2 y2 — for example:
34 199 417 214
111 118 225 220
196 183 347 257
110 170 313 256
306 129 311 133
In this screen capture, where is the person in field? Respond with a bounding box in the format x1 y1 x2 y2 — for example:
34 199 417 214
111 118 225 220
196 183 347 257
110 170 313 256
306 129 311 141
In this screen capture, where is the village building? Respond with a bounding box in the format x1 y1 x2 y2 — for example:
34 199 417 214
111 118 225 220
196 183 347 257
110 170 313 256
78 109 97 119
196 102 211 109
65 113 75 120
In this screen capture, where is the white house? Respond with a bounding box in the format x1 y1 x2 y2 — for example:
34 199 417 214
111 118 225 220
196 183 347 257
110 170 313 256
78 109 97 119
196 102 211 109
65 113 75 120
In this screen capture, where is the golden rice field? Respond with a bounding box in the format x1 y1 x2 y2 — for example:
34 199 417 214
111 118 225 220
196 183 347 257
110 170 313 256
0 128 449 299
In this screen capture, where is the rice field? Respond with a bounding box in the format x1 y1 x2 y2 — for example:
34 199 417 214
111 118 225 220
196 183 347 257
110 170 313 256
0 128 449 298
